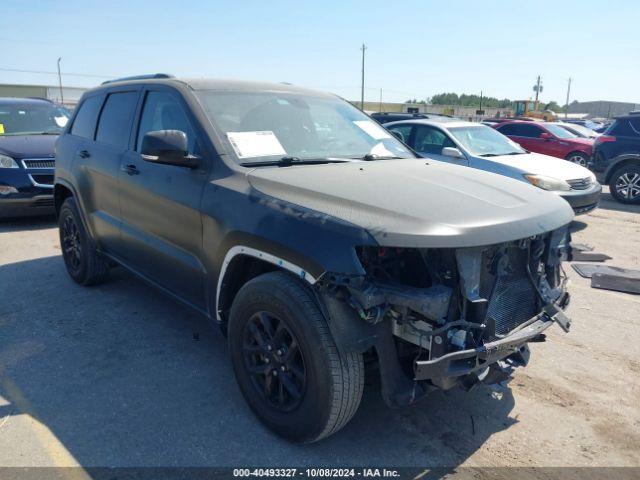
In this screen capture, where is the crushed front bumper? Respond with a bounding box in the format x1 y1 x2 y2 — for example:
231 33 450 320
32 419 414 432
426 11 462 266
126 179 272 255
414 303 571 381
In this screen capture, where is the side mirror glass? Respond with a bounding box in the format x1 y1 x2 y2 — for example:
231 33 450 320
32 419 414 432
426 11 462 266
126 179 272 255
442 147 465 159
141 130 197 168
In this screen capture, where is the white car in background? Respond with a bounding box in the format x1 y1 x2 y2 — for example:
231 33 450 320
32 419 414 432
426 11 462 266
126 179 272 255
555 121 600 139
384 118 602 214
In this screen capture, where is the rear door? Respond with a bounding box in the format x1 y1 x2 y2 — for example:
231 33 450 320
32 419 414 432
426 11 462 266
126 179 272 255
69 89 140 252
118 86 209 309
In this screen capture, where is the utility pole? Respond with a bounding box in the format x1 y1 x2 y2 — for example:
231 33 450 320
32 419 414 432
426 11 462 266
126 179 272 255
360 44 367 111
479 90 483 112
533 75 543 108
379 88 383 113
564 77 572 119
57 57 64 105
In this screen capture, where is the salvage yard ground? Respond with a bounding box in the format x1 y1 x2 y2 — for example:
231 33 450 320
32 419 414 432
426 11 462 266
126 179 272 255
0 187 638 469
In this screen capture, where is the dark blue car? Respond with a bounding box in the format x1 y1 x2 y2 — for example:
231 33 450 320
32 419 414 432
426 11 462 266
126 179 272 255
0 97 71 218
591 113 640 204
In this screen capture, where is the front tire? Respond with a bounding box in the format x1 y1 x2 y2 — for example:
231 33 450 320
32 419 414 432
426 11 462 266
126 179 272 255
565 152 589 167
58 197 110 285
609 164 640 204
228 271 364 443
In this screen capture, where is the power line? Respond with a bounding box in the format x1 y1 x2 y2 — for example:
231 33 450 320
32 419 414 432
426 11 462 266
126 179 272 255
0 67 114 79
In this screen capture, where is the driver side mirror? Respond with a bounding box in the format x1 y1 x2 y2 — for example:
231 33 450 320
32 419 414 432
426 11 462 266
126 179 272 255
540 132 553 140
141 130 198 168
442 147 465 159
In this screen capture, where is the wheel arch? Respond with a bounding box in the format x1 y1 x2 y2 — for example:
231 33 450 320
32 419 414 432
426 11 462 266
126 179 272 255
54 182 74 216
604 154 640 182
215 246 319 324
564 150 589 161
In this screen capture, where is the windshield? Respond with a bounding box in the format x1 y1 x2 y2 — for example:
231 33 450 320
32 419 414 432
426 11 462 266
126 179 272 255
195 91 414 164
545 123 577 139
0 102 70 136
448 125 526 156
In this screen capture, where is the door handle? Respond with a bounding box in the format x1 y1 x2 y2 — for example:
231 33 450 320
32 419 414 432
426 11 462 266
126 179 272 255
121 164 140 175
78 149 91 158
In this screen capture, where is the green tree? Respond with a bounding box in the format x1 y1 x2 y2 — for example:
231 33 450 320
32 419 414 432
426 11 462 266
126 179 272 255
544 101 562 113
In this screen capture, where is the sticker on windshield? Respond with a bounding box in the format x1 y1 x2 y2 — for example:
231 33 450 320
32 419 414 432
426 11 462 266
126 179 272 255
226 131 286 159
353 120 392 140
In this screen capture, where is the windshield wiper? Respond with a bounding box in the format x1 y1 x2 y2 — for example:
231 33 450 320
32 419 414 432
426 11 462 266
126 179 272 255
479 153 501 157
240 156 352 167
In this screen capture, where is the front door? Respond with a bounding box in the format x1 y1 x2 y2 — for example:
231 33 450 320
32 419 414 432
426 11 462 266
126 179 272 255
118 87 208 309
412 125 467 165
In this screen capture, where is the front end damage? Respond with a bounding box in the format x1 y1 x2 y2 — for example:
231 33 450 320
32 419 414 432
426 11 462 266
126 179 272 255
317 225 572 407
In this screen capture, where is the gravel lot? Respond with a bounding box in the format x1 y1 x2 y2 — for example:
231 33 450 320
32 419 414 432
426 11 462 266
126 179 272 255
0 188 639 470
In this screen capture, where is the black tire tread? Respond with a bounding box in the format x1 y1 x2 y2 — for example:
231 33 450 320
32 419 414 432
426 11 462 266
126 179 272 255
59 197 110 286
232 271 364 443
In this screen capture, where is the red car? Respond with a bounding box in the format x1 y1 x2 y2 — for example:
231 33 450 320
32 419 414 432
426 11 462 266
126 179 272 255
493 120 594 166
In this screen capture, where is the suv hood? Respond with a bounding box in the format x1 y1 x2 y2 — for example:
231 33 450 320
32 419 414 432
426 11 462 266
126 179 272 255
482 152 596 181
247 159 574 248
0 135 57 159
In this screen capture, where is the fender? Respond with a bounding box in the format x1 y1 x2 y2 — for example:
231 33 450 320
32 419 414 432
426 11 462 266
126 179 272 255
215 244 318 321
54 178 96 239
604 153 640 182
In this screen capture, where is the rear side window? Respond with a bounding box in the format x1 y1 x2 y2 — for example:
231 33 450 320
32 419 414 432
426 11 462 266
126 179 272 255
70 95 102 139
610 118 640 137
95 91 139 148
497 123 542 138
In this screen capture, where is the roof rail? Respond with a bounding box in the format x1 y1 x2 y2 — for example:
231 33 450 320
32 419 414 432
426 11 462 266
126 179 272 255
101 73 174 85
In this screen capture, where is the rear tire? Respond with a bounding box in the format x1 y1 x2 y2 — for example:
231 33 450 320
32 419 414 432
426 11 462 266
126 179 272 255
58 197 110 285
609 164 640 204
565 152 589 167
228 271 364 443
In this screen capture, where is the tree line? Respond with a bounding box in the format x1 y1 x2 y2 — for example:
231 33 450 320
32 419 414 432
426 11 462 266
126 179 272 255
406 93 565 112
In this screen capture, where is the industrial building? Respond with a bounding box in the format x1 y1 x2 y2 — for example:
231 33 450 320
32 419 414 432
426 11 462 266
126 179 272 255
0 83 88 108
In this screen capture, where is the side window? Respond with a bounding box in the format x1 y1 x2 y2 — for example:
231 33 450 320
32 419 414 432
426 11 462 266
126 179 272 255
387 124 412 143
497 124 517 135
95 91 139 148
611 118 640 137
136 91 197 154
70 95 102 139
413 126 455 154
501 123 542 138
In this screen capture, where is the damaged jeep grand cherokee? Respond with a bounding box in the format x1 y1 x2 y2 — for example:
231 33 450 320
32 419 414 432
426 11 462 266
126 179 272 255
54 75 574 443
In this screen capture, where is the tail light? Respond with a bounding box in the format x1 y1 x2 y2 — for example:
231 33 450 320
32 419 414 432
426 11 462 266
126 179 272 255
595 135 616 145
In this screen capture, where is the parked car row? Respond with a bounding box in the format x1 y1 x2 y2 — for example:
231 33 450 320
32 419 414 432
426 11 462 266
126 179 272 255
375 116 601 214
375 110 640 205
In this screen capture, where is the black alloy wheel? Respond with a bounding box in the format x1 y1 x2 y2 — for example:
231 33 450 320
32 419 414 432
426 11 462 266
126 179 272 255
242 311 306 412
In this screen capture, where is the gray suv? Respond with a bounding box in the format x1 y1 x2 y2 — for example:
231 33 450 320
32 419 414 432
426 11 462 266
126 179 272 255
55 74 574 442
